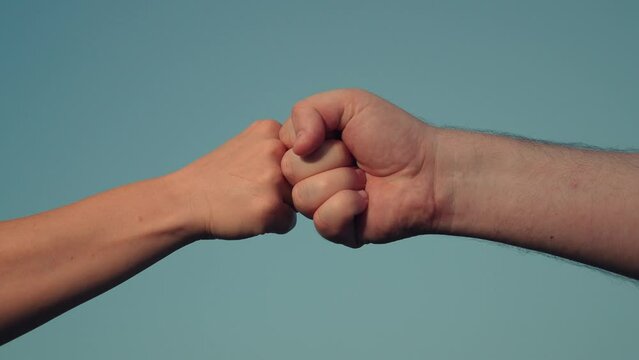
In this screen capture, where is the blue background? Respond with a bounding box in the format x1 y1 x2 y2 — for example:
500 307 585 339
1 1 638 358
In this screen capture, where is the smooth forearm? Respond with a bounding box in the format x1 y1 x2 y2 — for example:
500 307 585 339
433 128 639 278
0 120 293 344
0 174 196 343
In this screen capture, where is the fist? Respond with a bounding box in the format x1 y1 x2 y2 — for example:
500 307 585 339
280 89 441 247
281 140 368 247
172 120 296 240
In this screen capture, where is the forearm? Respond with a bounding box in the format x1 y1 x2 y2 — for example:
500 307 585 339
0 174 196 343
434 128 639 278
0 120 293 344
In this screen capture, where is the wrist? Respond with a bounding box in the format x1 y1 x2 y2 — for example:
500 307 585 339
157 171 209 242
400 122 449 237
430 127 482 235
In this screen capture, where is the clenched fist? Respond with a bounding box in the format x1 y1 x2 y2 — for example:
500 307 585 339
170 120 296 239
280 89 442 247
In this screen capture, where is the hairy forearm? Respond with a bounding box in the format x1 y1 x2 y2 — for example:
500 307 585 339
434 128 639 278
0 175 195 344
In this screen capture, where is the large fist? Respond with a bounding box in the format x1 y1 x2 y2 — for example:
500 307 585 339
280 89 441 247
170 120 296 240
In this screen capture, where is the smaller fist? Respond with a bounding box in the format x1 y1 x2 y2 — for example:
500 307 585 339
173 120 296 240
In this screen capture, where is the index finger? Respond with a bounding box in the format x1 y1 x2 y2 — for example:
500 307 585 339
279 106 326 156
280 89 367 156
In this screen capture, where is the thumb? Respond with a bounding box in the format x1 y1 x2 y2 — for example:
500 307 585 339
288 88 367 157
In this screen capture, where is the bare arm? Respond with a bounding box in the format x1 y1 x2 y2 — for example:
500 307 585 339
278 88 639 279
0 120 294 344
0 177 194 343
434 129 639 278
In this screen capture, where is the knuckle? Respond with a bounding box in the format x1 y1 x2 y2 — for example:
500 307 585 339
280 151 297 184
249 119 263 129
255 196 281 227
345 241 363 249
290 102 308 118
273 210 296 234
314 219 341 242
264 139 286 159
313 177 330 195
291 185 313 216
340 88 370 100
291 184 304 206
342 87 366 96
313 212 334 238
339 88 375 116
261 166 282 184
252 119 281 135
330 192 348 209
283 212 297 233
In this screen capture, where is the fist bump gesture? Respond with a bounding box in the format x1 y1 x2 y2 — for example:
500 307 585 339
186 88 441 247
5 88 639 343
180 88 441 247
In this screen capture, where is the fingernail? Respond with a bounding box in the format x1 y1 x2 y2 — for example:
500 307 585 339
358 190 368 201
354 168 366 179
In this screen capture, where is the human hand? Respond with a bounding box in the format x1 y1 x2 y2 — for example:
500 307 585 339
168 120 296 240
280 89 441 247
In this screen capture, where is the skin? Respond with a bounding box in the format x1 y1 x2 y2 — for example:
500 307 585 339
280 88 639 279
0 119 295 344
2 89 638 343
